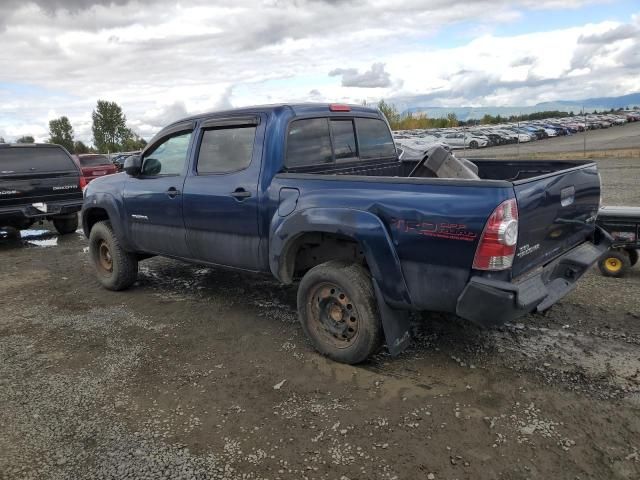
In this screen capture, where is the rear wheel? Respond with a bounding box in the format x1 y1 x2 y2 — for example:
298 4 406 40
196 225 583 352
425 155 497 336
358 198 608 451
297 261 383 364
53 215 78 235
598 249 630 278
89 220 138 290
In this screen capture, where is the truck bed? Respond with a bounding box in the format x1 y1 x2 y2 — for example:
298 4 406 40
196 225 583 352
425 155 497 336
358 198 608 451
284 157 593 183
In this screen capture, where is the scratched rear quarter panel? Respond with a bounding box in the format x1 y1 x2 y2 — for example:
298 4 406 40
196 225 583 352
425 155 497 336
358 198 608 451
268 175 513 311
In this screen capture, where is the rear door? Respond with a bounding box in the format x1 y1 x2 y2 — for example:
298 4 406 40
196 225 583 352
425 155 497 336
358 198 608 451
511 162 600 277
182 115 264 269
0 145 81 208
124 126 193 257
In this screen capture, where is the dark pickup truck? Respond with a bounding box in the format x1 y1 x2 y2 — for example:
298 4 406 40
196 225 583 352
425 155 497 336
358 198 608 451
1 144 84 234
82 103 609 364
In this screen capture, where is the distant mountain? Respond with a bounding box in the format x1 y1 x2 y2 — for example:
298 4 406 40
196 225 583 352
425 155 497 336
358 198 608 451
397 93 640 121
536 92 640 110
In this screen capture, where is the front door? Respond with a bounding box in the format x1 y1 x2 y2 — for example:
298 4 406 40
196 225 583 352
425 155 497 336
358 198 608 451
124 129 193 257
182 116 264 270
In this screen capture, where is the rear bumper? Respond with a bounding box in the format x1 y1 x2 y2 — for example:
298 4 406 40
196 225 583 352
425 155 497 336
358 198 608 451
0 200 82 222
456 235 610 327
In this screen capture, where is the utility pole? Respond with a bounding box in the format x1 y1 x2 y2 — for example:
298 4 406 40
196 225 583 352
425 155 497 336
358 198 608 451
463 124 466 153
517 113 520 160
582 106 586 158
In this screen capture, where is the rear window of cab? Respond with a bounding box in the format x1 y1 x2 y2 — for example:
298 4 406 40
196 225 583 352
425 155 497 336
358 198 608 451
285 117 395 169
0 146 77 174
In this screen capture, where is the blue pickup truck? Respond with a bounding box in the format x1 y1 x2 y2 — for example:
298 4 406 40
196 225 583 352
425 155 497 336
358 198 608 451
82 103 609 363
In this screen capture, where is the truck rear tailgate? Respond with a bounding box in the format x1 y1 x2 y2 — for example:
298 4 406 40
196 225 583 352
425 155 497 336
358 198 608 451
511 162 600 278
0 145 82 208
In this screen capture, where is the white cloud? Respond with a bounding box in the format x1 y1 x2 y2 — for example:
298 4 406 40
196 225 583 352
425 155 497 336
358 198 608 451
0 0 636 143
329 63 393 88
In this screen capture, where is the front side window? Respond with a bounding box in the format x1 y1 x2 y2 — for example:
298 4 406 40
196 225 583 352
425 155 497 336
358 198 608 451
286 118 333 168
355 118 396 159
197 126 256 174
142 131 192 176
330 119 357 161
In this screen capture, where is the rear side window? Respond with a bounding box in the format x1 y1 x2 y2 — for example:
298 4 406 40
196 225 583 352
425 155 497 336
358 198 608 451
78 155 109 167
330 119 357 161
0 147 77 174
355 118 395 159
197 126 256 174
286 118 333 168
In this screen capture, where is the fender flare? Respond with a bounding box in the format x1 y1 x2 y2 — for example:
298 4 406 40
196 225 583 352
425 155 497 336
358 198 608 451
270 208 412 308
81 192 134 251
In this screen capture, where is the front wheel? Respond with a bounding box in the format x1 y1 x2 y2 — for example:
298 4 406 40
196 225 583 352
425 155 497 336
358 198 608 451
89 220 138 290
598 249 630 278
53 215 78 235
297 261 383 364
469 140 479 149
627 249 638 267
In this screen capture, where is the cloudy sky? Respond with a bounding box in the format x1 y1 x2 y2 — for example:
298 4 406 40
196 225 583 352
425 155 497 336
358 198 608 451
0 0 639 143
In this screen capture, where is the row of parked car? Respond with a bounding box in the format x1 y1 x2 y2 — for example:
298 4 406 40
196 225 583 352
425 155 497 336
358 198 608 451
393 111 640 151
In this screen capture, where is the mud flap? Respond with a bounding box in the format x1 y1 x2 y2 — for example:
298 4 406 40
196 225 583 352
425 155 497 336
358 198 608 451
372 279 412 356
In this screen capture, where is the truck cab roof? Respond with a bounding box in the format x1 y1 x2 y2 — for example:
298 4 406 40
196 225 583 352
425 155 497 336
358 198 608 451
161 103 382 131
0 143 64 149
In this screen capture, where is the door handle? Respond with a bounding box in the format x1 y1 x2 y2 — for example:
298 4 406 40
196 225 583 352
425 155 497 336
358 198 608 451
231 188 252 200
166 187 181 198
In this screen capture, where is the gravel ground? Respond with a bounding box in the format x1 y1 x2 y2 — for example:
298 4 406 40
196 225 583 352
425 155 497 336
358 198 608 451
1 157 639 480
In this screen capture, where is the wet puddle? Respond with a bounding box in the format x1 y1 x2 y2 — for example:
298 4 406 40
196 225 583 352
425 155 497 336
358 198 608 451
0 228 59 249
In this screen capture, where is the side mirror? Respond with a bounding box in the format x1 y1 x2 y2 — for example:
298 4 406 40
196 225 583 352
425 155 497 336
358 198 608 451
123 155 142 176
142 158 161 176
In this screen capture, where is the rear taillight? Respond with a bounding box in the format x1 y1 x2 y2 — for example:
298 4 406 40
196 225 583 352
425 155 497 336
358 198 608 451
79 175 88 191
473 198 519 270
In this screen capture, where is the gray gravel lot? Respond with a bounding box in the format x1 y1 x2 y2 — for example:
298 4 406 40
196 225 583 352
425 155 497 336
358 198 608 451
1 156 639 480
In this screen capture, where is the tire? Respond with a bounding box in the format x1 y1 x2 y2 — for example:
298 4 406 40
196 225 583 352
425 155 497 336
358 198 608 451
627 249 638 267
53 215 78 235
89 220 138 291
297 261 383 364
598 249 630 278
469 140 479 149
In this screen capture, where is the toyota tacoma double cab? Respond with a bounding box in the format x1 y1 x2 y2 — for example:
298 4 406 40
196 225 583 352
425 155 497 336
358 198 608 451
82 103 609 364
1 143 84 234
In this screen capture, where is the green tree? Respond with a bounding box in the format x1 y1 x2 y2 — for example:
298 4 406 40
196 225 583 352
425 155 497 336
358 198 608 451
92 100 129 153
74 140 90 154
48 116 75 153
377 100 401 129
120 129 147 151
0 136 5 143
16 135 35 143
447 112 459 127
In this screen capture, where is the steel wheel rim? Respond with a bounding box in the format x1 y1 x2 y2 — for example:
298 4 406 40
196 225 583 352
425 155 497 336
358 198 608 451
308 282 359 349
605 257 621 272
98 240 113 272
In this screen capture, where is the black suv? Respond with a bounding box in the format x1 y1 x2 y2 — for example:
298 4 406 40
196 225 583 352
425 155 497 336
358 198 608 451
0 144 84 234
